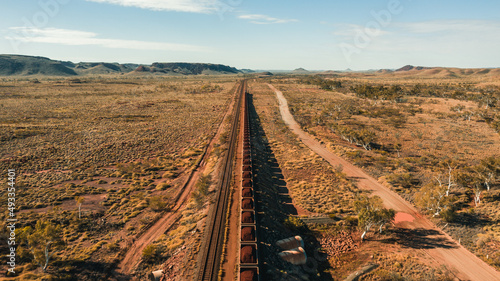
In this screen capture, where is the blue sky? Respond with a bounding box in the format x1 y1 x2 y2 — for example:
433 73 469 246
1 0 499 70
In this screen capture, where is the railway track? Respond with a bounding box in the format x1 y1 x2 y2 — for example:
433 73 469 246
196 80 247 281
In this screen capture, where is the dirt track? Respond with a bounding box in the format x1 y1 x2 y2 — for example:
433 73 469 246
268 84 500 281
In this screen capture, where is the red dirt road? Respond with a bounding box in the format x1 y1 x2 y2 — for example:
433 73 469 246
268 84 500 281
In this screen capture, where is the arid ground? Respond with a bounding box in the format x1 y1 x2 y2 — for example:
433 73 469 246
1 70 499 281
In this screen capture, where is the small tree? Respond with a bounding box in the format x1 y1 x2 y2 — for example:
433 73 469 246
358 208 379 241
434 164 456 197
75 196 85 219
18 220 64 272
356 129 377 151
461 111 474 121
393 142 402 157
415 183 455 217
472 183 485 206
354 195 395 241
377 208 396 233
456 170 486 206
476 157 499 191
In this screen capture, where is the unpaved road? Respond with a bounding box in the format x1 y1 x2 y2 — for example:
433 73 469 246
115 86 239 278
269 84 500 281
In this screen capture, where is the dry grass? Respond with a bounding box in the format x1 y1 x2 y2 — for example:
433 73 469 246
267 75 500 270
248 81 356 215
0 75 235 279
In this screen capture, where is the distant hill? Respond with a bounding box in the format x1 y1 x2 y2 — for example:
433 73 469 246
396 65 431 72
376 69 393 74
74 62 137 75
0 55 77 76
240 69 256 74
317 70 341 76
383 65 500 78
253 71 273 77
132 62 240 75
292 67 310 74
0 55 242 76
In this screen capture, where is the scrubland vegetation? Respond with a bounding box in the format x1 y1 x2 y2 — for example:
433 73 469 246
249 78 473 280
265 74 500 272
248 82 356 215
1 72 498 280
0 76 235 279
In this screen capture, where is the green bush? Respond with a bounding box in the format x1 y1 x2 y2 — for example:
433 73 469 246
142 244 159 263
283 216 306 231
156 182 171 190
441 206 457 222
147 195 170 212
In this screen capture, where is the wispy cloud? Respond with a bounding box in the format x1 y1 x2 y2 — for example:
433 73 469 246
6 27 209 52
371 20 500 52
397 20 500 34
238 14 298 24
85 0 219 13
333 19 500 67
332 23 390 37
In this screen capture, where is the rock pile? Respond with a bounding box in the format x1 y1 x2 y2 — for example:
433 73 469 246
319 231 358 258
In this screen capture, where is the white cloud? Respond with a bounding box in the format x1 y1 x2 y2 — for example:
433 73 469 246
397 20 500 34
238 14 298 24
333 19 500 68
332 23 390 37
372 20 500 52
6 27 209 52
85 0 220 13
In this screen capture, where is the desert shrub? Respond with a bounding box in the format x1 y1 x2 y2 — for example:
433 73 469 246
162 171 177 178
384 115 408 128
298 76 342 90
107 241 120 251
197 175 211 195
147 195 170 212
440 206 457 223
330 124 377 150
142 244 159 263
191 174 212 207
156 182 171 191
351 84 403 100
283 216 306 231
387 173 419 189
343 216 359 229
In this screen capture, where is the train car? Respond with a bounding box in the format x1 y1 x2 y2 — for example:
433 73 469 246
240 266 260 281
241 188 253 198
241 198 254 210
241 225 257 243
241 211 255 224
240 243 258 265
